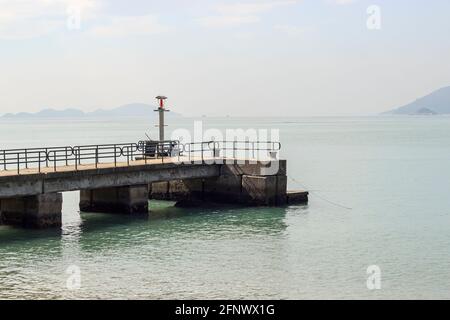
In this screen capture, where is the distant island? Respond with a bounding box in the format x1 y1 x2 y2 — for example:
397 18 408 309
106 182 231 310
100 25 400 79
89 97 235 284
384 86 450 115
1 103 182 119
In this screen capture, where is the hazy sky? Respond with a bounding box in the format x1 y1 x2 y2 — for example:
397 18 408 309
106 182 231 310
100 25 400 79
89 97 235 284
1 0 450 116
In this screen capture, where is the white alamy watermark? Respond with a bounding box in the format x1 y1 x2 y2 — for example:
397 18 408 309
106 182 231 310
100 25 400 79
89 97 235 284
66 264 81 290
366 5 382 30
169 121 282 175
366 265 381 290
67 6 82 31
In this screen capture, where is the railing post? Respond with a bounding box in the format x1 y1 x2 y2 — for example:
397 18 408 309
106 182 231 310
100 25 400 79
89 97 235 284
75 149 78 171
45 148 49 167
38 152 41 173
17 153 20 175
65 147 68 166
245 139 249 160
233 141 236 159
201 143 204 163
114 145 117 167
156 143 160 163
131 144 134 163
188 144 191 163
25 149 28 169
54 152 57 172
143 145 147 164
3 150 6 170
95 146 99 169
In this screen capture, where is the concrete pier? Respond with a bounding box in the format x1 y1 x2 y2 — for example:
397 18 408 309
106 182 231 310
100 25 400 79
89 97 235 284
151 161 289 207
241 174 287 206
0 193 62 228
0 156 307 228
150 179 204 201
80 185 149 214
286 190 309 204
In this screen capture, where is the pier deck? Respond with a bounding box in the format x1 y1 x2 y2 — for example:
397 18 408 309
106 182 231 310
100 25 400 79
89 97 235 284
0 157 222 199
0 156 206 177
0 141 307 228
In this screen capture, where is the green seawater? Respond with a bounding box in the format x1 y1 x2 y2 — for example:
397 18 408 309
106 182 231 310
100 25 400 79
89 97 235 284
1 116 450 299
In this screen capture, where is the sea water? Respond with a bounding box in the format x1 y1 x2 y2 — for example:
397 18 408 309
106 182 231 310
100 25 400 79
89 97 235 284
0 116 449 299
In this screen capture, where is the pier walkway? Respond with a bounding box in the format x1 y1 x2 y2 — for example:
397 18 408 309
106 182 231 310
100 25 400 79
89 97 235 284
0 141 307 228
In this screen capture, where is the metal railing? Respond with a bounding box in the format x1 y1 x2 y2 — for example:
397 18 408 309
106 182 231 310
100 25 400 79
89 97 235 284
0 143 139 174
183 140 281 162
137 140 181 161
62 143 139 170
1 146 71 174
0 140 280 175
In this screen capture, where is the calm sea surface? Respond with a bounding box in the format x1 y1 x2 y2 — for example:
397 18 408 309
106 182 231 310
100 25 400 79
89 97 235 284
0 116 450 299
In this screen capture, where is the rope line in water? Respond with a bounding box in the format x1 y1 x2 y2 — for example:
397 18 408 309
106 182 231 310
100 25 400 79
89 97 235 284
287 176 353 210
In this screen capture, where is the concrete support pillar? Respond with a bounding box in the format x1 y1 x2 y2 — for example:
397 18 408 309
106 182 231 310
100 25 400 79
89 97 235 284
203 174 243 203
151 161 289 207
242 175 287 206
0 193 62 228
150 180 203 201
206 161 287 206
80 185 149 215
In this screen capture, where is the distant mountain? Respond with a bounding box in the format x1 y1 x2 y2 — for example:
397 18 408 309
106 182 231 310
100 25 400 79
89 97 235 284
2 108 85 118
88 103 157 118
1 103 182 119
385 86 450 115
415 107 438 115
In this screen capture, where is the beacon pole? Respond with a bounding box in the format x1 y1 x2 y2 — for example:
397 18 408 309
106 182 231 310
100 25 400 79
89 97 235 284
155 96 169 142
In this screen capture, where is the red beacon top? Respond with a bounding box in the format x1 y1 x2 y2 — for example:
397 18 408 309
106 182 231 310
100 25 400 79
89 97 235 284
155 96 167 109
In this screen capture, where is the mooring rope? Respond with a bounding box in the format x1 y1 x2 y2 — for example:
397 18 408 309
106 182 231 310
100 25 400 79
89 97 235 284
287 176 353 210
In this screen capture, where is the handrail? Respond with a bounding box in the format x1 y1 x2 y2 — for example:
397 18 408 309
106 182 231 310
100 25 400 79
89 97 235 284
0 140 281 174
183 140 281 160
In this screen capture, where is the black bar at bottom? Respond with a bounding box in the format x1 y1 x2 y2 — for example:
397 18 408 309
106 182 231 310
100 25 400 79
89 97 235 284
0 300 443 319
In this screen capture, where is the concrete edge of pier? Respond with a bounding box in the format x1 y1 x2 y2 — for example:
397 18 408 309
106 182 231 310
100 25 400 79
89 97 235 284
0 159 308 229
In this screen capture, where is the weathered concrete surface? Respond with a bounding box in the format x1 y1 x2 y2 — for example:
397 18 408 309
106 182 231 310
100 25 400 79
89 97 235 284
151 174 244 204
0 162 220 199
0 159 300 229
202 175 243 203
80 185 149 214
286 190 309 204
0 193 62 228
150 181 170 199
0 174 45 199
150 179 204 201
242 175 287 206
152 161 289 207
220 160 286 177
